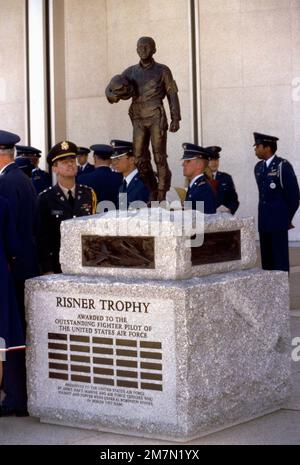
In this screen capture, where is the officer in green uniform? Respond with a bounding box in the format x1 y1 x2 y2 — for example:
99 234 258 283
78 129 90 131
36 141 97 274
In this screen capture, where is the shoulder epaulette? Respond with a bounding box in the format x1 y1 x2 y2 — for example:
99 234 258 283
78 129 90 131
79 183 92 191
39 186 52 196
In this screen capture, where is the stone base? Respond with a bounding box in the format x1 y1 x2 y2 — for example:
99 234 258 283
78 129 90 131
25 269 291 441
39 406 280 442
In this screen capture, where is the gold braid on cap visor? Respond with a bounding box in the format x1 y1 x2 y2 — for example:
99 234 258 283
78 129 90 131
51 152 77 163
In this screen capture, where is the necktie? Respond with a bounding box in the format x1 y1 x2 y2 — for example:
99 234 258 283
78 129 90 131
68 190 74 209
263 161 267 174
78 166 83 173
122 179 127 192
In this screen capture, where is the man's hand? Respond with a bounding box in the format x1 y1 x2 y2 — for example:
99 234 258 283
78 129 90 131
169 120 180 132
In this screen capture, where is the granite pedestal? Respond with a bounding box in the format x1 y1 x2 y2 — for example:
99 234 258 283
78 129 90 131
25 209 291 441
26 277 291 439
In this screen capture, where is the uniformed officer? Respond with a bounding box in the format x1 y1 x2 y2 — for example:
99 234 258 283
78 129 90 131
0 130 38 416
207 146 239 214
0 195 25 417
37 141 97 274
78 144 122 208
253 132 300 272
182 143 216 213
76 146 95 177
110 139 150 209
16 145 52 194
14 156 35 178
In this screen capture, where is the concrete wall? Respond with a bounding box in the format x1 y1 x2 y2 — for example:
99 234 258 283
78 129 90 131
199 0 300 239
64 0 192 187
0 0 27 142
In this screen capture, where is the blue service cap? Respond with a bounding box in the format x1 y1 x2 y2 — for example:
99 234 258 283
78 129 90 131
16 145 41 158
181 143 211 161
205 146 222 160
77 146 90 155
110 140 133 159
15 156 35 175
253 132 279 146
90 144 113 159
0 130 20 149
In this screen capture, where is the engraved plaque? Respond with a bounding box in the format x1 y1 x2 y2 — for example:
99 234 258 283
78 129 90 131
32 291 177 424
192 230 241 266
82 236 155 269
48 334 163 391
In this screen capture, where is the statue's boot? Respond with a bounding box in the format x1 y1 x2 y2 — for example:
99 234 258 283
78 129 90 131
157 190 167 202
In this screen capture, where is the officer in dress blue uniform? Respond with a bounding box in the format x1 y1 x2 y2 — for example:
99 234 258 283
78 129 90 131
0 130 39 416
37 141 97 274
110 140 150 209
16 145 52 194
182 143 216 213
76 146 95 178
207 146 239 214
78 144 122 208
253 132 300 272
0 195 26 417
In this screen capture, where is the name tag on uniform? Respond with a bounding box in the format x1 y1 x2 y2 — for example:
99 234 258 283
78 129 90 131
267 172 277 176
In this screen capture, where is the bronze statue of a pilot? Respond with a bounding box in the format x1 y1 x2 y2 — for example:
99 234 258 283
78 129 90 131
106 36 181 202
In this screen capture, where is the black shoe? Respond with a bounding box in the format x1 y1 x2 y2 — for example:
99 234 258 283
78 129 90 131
0 407 15 417
0 407 29 417
15 409 29 417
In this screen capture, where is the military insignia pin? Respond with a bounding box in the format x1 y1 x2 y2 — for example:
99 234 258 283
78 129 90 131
61 141 69 151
